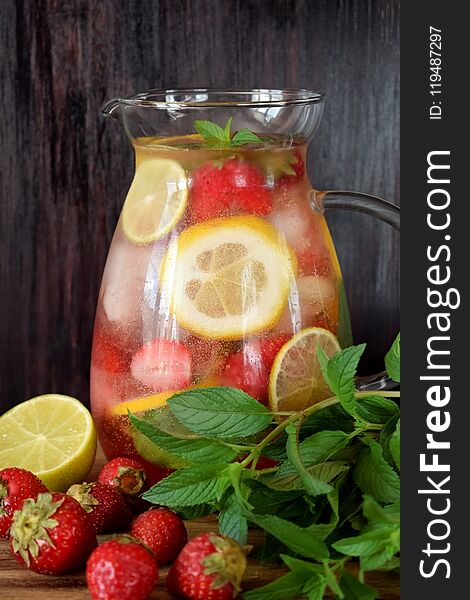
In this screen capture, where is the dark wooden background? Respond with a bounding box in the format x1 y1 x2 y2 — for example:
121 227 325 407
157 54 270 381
0 0 399 412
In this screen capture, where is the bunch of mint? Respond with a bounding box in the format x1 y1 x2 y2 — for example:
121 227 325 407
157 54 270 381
130 334 400 599
194 117 270 148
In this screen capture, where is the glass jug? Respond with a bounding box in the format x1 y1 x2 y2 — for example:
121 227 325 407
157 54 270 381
91 89 399 479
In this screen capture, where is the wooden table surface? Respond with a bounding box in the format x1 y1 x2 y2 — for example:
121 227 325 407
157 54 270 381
0 448 400 599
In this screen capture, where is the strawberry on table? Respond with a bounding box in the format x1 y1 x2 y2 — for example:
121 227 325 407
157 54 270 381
98 457 147 497
220 335 289 403
66 481 132 533
167 532 247 600
130 507 188 565
87 537 158 600
9 492 97 575
0 467 48 538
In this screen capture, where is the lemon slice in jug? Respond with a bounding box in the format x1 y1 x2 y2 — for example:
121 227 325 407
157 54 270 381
159 215 296 339
122 157 188 244
269 327 341 412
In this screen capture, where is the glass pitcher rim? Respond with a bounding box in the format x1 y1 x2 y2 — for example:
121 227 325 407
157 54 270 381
102 88 325 114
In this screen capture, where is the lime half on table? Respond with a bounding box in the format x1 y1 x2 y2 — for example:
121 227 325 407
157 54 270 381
0 394 97 491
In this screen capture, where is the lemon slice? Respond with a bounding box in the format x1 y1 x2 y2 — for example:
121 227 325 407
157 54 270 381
122 158 188 244
0 394 97 491
111 378 219 415
159 215 296 339
269 327 341 412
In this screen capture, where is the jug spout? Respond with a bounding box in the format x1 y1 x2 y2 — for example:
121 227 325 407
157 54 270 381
101 97 123 119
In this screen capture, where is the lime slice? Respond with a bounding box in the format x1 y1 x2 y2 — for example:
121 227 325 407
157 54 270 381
122 157 188 244
130 407 195 469
269 327 341 412
0 394 97 491
159 215 296 339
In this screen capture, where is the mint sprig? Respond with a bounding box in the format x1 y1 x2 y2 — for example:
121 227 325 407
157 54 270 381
194 117 269 148
133 337 401 599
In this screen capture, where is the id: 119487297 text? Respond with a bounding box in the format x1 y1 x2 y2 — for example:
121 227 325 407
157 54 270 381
429 26 443 120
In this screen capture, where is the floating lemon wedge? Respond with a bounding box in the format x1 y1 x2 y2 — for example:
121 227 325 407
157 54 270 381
122 157 188 244
269 327 341 412
159 215 296 340
111 378 218 415
0 394 96 491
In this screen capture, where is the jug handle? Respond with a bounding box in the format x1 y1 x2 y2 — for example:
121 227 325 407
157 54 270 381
310 189 400 392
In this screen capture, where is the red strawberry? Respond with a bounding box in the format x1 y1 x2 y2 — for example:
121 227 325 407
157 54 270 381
66 482 132 533
275 148 306 189
131 508 188 565
98 457 147 497
9 492 97 574
87 537 158 600
167 532 246 600
130 338 192 392
189 158 272 223
93 329 130 373
0 468 48 538
220 335 289 403
189 162 233 222
221 158 273 215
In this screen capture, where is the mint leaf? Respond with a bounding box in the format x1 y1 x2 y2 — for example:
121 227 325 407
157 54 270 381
168 387 272 438
298 430 351 465
249 487 303 515
304 573 328 600
334 527 400 572
223 116 233 139
194 119 228 144
301 404 354 436
232 128 268 146
219 489 249 544
353 439 400 503
355 396 399 424
323 562 344 598
286 424 347 496
261 461 348 492
242 571 310 600
385 333 400 382
317 344 366 417
333 527 398 557
177 504 213 519
286 423 321 496
339 571 378 600
362 495 400 526
389 419 400 471
379 415 400 467
142 464 230 507
129 412 238 464
281 554 324 575
244 512 329 561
